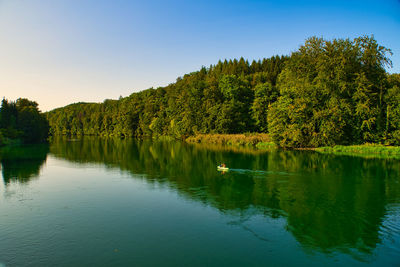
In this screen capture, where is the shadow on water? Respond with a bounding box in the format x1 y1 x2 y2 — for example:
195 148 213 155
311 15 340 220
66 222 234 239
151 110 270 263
0 144 49 184
4 137 400 261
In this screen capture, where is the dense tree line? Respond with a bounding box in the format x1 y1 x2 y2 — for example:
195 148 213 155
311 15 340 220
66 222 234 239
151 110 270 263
0 98 49 145
47 56 286 137
47 36 400 147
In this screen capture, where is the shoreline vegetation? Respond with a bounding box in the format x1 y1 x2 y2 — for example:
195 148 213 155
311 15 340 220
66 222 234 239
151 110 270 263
315 144 400 159
45 133 400 159
3 129 399 159
185 133 274 147
186 133 400 158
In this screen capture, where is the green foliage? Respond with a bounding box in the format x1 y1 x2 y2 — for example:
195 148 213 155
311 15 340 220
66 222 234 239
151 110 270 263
385 74 400 145
47 56 287 138
316 144 400 159
251 82 278 132
0 131 4 146
46 35 398 148
0 98 49 144
268 35 394 147
186 133 271 147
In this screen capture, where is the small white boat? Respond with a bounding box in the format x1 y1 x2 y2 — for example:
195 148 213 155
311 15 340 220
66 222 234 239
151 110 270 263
217 165 229 171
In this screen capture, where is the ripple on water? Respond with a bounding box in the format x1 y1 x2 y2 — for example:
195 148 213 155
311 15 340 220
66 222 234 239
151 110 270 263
228 169 293 177
379 204 400 257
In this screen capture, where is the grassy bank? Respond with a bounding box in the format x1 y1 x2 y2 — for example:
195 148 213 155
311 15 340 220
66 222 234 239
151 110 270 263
186 133 277 149
315 144 400 159
189 142 270 155
186 134 400 158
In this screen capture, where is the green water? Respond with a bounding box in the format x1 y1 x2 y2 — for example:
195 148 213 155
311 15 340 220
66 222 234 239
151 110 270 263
0 138 399 266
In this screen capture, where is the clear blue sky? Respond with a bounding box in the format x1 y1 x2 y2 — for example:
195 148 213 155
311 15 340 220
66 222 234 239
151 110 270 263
1 0 399 111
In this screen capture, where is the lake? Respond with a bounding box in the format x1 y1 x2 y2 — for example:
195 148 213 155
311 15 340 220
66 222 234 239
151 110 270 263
1 138 399 266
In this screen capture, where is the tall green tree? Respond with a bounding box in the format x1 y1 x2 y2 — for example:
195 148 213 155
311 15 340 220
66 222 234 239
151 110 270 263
268 36 392 147
0 98 49 143
385 74 400 144
217 75 253 133
251 82 278 132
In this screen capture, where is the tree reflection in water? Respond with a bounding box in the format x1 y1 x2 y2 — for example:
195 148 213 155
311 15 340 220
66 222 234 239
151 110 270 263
0 144 49 184
4 137 400 260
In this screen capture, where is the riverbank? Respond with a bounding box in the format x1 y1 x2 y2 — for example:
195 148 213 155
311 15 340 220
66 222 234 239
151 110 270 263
315 144 400 159
43 134 400 159
185 133 277 148
185 134 400 158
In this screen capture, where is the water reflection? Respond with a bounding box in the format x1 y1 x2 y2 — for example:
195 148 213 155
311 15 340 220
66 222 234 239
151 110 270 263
0 144 49 184
4 137 400 259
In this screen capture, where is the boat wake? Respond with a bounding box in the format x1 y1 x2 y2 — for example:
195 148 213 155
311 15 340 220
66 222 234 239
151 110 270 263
227 168 292 176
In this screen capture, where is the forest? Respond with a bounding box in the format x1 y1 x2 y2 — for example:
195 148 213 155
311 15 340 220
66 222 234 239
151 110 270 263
0 98 49 146
46 36 400 148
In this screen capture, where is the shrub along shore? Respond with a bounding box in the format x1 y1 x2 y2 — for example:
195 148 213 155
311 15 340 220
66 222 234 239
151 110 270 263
186 133 273 146
186 133 400 157
315 144 400 159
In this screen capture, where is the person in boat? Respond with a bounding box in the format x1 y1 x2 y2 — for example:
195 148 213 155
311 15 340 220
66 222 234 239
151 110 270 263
219 163 226 168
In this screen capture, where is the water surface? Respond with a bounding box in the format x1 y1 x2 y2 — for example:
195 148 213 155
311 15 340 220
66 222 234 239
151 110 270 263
1 138 399 266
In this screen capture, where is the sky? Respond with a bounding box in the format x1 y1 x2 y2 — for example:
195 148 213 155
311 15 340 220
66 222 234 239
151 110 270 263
1 0 399 111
